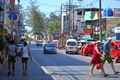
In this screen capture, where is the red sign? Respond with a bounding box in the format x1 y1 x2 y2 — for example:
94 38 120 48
83 28 93 35
107 33 116 36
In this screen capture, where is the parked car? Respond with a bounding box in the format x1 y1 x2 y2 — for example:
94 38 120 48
43 43 57 54
52 40 60 47
36 40 43 46
65 39 78 54
111 41 120 63
79 42 96 56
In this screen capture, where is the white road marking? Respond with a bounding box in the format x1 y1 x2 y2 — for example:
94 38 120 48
32 56 57 80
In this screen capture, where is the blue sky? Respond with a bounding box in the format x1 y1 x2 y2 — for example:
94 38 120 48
19 0 120 31
19 0 120 17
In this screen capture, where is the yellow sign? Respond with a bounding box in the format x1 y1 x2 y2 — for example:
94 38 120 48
0 29 8 36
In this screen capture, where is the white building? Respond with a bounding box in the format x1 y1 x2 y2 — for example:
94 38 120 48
61 8 84 35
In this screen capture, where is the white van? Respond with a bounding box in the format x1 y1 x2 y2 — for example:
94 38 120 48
65 39 78 54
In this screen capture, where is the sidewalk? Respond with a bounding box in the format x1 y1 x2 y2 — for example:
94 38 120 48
0 58 54 80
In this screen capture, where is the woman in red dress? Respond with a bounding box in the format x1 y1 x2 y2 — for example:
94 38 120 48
89 41 107 77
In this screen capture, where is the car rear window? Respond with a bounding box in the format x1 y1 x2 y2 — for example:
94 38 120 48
67 42 76 46
46 44 55 47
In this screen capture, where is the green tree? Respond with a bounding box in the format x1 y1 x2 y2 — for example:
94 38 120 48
26 1 46 37
46 12 61 34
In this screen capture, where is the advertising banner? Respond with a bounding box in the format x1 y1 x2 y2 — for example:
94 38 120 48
83 28 93 35
54 33 60 40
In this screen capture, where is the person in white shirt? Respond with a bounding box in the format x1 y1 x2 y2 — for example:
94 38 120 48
21 41 32 75
6 40 17 76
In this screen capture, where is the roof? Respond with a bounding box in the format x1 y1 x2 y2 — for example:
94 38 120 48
66 39 77 42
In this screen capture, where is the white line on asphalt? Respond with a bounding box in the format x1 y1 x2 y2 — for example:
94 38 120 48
32 57 57 80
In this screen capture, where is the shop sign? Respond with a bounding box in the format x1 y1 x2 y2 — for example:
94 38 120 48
83 28 93 35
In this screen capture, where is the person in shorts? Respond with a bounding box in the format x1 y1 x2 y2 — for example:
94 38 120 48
102 37 119 74
6 40 18 76
21 41 32 75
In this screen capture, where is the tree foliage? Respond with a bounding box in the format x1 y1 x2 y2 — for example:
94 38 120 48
26 1 46 36
47 12 61 34
25 1 61 36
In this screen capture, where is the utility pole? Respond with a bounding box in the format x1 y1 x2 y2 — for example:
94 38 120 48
73 5 75 32
60 4 62 41
69 0 71 37
99 0 102 41
60 4 62 34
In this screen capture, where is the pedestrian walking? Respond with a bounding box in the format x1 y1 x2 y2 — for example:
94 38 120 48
89 41 107 77
21 41 32 75
6 40 18 76
102 37 119 74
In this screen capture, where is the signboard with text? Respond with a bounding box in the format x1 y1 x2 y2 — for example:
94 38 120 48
83 28 93 35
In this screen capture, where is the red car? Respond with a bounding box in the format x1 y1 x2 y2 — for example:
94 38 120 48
111 41 120 63
52 40 60 47
79 42 96 56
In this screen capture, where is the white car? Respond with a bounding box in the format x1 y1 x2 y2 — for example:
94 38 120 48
65 39 78 54
36 40 43 46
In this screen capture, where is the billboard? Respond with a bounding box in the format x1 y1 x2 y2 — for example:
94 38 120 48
83 28 93 35
54 33 60 40
107 18 120 33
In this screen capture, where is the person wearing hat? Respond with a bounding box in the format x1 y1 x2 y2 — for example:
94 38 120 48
89 41 107 77
102 37 119 74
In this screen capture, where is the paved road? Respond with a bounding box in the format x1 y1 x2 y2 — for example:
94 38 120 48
30 43 120 80
0 43 120 80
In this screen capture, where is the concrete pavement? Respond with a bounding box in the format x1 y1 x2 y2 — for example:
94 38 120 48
0 58 54 80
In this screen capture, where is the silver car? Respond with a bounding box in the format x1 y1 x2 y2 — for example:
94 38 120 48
43 43 57 54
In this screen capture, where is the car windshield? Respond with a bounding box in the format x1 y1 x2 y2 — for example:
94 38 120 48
67 42 76 46
46 44 55 47
117 45 120 50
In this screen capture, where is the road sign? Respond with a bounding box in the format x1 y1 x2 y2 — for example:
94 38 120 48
8 13 19 20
